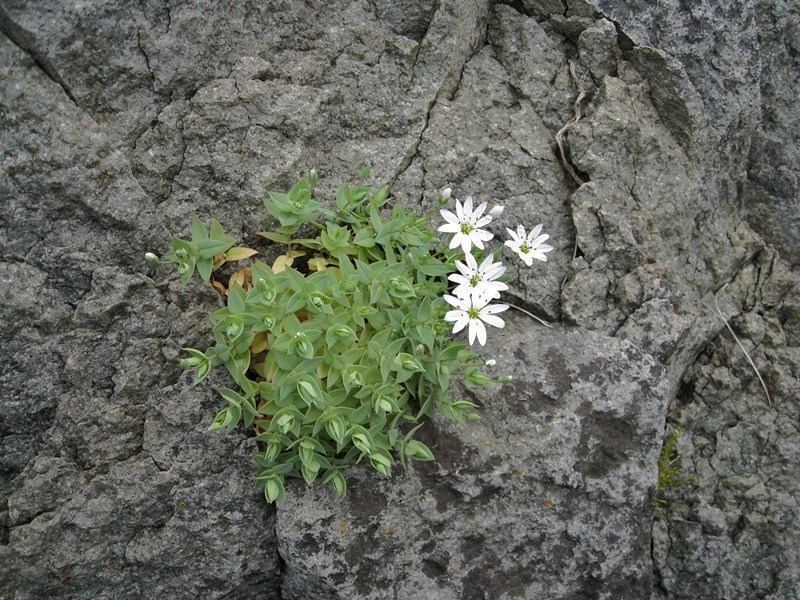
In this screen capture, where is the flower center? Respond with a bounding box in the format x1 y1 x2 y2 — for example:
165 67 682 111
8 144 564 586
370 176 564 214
520 243 531 254
467 307 481 319
460 223 474 234
469 275 481 287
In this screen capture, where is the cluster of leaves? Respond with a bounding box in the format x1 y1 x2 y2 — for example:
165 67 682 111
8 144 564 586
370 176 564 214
655 428 697 505
163 170 497 502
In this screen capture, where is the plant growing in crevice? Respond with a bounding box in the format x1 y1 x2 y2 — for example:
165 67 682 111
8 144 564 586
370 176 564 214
151 169 552 502
655 427 697 505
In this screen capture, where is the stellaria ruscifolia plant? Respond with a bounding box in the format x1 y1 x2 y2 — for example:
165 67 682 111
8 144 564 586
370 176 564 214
150 169 553 502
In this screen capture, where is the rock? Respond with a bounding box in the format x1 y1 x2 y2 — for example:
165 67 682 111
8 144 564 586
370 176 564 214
278 324 669 599
1 0 799 598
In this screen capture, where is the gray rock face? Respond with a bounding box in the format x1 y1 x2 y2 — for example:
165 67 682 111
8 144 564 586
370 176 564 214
279 325 669 599
1 0 798 599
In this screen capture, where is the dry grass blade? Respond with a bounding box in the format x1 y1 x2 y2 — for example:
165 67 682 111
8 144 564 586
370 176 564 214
508 302 552 328
555 60 588 186
714 284 772 407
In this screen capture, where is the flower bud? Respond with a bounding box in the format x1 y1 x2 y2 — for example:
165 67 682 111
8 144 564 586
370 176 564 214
334 325 355 339
177 262 190 276
325 417 345 444
343 368 363 389
357 305 376 317
329 471 346 496
265 442 281 462
276 413 295 434
352 433 372 454
180 356 203 369
441 187 452 200
144 252 159 264
226 321 244 339
488 205 505 218
309 292 330 309
175 248 189 261
500 375 513 384
297 380 320 405
485 358 497 367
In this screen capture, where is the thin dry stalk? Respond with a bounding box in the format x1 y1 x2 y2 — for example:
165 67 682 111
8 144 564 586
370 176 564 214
714 284 772 407
555 60 588 186
508 302 552 328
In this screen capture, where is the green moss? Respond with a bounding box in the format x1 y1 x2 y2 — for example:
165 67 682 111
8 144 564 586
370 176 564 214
655 427 697 505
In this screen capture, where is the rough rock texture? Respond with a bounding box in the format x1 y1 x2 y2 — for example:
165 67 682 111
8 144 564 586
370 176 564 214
279 324 670 599
1 0 798 599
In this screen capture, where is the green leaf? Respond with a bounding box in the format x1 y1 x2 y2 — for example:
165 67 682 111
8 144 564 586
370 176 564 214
209 218 226 239
227 284 247 315
336 185 352 210
353 227 376 248
197 238 235 259
196 257 213 282
372 185 389 207
258 231 292 244
405 440 435 461
323 469 347 496
264 475 285 503
191 215 209 241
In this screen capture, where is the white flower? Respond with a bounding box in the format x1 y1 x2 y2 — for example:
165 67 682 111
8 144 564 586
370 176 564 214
438 196 494 254
485 358 497 367
448 252 508 301
504 224 553 266
441 187 452 200
443 293 509 346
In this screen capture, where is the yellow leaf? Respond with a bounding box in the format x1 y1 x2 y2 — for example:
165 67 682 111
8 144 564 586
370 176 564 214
251 332 269 354
317 362 329 380
307 256 328 271
211 280 227 298
225 247 259 262
228 268 249 290
272 254 293 273
287 249 306 259
212 254 226 271
252 359 267 380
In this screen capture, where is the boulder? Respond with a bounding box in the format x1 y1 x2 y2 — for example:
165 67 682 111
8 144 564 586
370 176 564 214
1 0 798 598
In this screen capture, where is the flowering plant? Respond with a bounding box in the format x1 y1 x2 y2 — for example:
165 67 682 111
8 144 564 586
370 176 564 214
151 171 551 502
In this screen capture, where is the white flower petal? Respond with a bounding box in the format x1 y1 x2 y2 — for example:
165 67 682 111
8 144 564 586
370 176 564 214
448 273 470 286
475 320 487 345
481 314 506 329
481 303 510 315
528 223 543 240
439 209 458 224
488 205 504 218
464 252 478 271
443 294 465 308
451 314 470 334
472 201 488 221
437 223 461 233
449 234 465 250
463 196 473 216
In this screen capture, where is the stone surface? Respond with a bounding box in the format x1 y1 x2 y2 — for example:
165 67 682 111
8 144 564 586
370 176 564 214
1 0 798 598
279 324 669 599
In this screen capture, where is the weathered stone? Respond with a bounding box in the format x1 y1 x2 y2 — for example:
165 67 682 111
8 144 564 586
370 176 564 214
1 0 799 597
278 324 669 599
